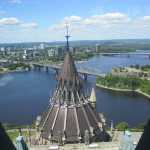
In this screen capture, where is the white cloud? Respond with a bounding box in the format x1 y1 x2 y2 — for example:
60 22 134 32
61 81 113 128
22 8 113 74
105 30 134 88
141 16 150 21
49 12 130 30
49 15 82 31
20 22 38 29
64 16 82 23
1 12 150 42
47 12 150 40
0 17 20 25
0 17 38 30
9 0 22 4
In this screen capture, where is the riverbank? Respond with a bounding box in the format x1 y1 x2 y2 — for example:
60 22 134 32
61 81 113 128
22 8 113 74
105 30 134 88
96 83 150 99
0 63 31 74
0 68 29 74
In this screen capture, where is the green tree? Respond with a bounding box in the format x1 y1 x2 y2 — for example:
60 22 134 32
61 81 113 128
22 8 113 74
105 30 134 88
116 122 129 131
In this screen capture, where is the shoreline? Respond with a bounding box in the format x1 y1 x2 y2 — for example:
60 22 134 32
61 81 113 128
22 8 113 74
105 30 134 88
0 69 29 75
96 83 150 99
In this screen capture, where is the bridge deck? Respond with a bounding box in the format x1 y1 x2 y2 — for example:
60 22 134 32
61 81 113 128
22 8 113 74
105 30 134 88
32 63 105 77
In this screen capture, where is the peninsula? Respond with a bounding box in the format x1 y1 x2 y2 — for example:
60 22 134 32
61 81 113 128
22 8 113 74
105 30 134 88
96 65 150 99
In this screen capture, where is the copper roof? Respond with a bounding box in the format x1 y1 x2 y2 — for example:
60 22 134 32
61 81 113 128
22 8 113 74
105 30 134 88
39 52 109 143
39 29 109 143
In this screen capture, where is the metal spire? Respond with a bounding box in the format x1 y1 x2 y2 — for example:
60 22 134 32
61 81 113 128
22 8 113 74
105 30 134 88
65 24 70 52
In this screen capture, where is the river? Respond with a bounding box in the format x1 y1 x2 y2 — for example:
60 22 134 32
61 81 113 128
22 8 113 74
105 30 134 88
0 52 150 127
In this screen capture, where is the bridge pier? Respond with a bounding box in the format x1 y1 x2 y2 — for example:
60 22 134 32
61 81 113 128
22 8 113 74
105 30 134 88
33 65 41 71
83 74 87 81
54 69 59 78
27 66 31 71
33 65 36 71
45 66 49 72
38 66 41 71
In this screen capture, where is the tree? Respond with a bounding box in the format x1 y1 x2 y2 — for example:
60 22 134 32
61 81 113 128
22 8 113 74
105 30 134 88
116 122 129 131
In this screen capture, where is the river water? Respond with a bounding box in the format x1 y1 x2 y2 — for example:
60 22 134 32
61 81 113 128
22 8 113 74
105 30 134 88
0 53 150 127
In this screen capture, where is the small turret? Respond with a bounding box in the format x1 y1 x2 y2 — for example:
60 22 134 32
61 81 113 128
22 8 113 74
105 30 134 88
89 88 96 108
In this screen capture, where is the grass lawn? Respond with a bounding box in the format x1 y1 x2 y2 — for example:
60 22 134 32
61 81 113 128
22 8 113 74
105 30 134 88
7 130 36 142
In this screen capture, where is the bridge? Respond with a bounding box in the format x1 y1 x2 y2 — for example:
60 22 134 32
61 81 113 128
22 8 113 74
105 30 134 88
30 52 150 79
98 52 150 55
31 63 105 79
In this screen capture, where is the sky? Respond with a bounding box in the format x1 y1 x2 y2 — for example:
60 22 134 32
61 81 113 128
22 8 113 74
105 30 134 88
0 0 150 43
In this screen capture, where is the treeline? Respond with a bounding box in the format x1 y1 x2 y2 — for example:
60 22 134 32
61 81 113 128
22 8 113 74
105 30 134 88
7 63 30 70
0 68 4 72
97 45 136 53
115 121 145 132
97 43 150 53
96 75 150 95
130 64 150 72
73 52 94 61
47 52 94 62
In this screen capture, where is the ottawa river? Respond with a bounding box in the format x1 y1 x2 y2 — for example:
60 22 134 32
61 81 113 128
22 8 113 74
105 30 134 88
0 52 150 127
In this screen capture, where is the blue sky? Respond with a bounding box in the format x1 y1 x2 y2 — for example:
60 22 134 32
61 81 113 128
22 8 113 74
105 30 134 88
0 0 150 43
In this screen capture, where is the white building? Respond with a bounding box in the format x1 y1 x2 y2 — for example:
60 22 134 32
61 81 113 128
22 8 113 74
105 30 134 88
0 47 5 52
40 43 45 50
96 44 100 52
48 49 55 57
22 50 27 59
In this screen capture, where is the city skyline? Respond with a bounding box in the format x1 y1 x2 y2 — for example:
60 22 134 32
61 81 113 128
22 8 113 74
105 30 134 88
0 0 150 43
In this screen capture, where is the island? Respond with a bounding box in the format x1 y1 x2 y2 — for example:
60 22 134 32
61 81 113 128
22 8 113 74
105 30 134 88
96 65 150 99
0 63 30 74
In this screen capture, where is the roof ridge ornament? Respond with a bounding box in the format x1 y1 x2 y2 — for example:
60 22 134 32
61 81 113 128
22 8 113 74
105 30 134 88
65 24 70 52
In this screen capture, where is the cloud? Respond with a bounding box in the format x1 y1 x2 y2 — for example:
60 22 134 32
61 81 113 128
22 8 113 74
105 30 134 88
1 12 150 43
49 12 130 31
20 22 38 29
0 17 20 25
49 15 82 31
64 16 82 23
0 17 38 30
83 12 130 26
9 0 22 4
48 12 150 40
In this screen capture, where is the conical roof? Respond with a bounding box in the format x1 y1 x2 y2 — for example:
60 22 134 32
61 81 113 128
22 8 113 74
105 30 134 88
39 28 109 143
58 52 81 89
39 52 108 142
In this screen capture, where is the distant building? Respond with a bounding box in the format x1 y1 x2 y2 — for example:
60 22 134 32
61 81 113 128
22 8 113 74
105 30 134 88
0 59 9 67
22 50 27 59
57 47 65 57
85 48 92 53
22 49 38 60
73 47 77 54
96 44 99 52
33 51 40 58
0 47 5 52
33 46 38 50
69 47 74 54
48 48 55 57
40 43 45 50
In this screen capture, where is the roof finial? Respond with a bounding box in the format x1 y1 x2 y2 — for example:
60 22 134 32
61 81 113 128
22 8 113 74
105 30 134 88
65 24 70 52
